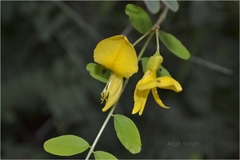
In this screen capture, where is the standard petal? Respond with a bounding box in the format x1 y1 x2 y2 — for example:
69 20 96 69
151 88 169 109
137 76 182 92
94 35 138 78
132 88 150 115
102 73 123 112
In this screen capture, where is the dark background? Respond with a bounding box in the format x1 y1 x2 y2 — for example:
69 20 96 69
1 1 239 159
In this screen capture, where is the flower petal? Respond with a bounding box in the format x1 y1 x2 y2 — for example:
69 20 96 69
135 70 156 88
155 76 182 92
137 76 182 92
101 73 123 112
151 88 169 109
132 88 150 115
94 35 138 78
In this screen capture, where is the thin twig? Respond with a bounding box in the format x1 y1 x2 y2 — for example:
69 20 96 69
137 33 154 60
152 6 169 29
121 23 133 36
35 118 53 141
28 1 85 72
53 1 102 41
55 31 86 71
85 103 117 160
190 55 234 75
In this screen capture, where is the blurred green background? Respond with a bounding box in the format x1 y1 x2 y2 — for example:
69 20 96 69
1 1 239 159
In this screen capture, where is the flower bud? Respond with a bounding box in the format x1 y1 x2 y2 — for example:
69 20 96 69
146 51 163 71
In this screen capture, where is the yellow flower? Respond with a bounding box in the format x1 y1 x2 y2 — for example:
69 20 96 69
132 52 182 115
94 35 138 112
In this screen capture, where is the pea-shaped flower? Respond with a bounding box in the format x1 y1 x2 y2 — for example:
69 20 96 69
94 35 138 112
132 52 182 116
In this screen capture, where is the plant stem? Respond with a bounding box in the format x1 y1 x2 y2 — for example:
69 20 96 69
155 27 160 52
137 33 154 61
152 6 169 29
132 30 151 47
85 102 116 160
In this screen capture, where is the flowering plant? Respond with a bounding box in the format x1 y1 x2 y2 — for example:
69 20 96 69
43 1 190 159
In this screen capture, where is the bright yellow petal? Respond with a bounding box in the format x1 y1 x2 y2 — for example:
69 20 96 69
101 73 123 112
94 35 138 78
136 70 156 87
155 76 182 92
137 76 182 92
151 88 169 109
132 88 150 116
137 78 157 91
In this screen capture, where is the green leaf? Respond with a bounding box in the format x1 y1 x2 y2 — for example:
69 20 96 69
94 151 117 160
161 0 179 12
143 0 161 14
157 65 172 77
141 57 172 77
125 4 152 34
141 57 149 73
159 30 190 60
43 135 90 156
86 63 111 83
114 114 141 154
